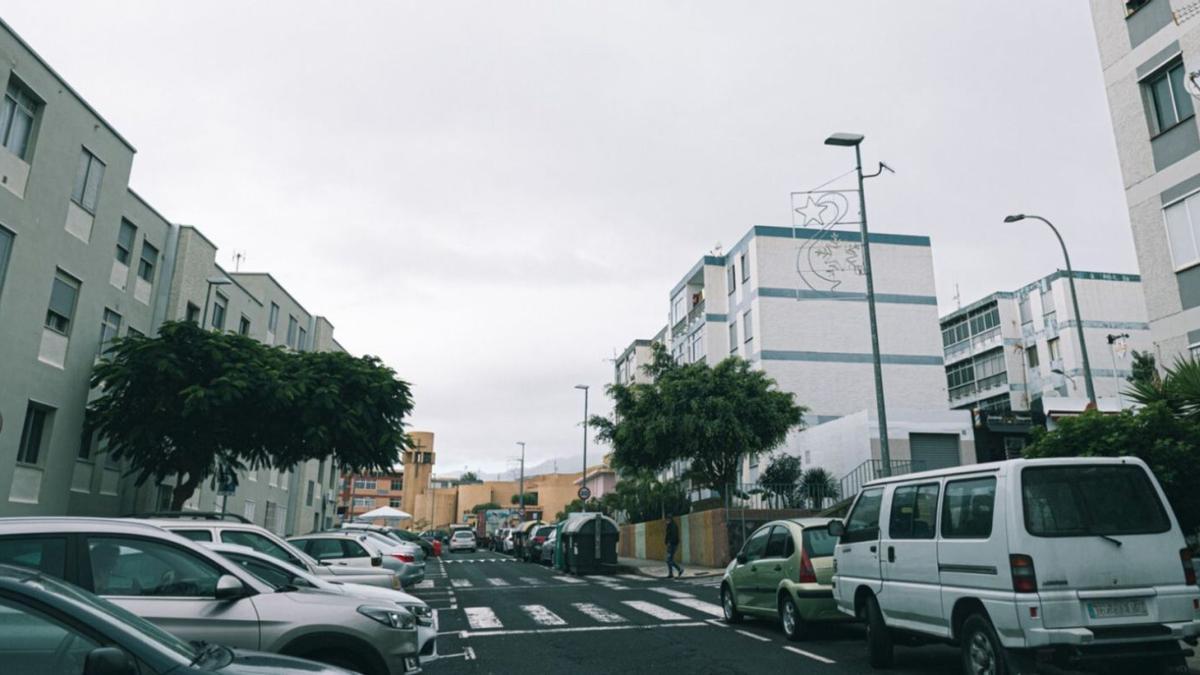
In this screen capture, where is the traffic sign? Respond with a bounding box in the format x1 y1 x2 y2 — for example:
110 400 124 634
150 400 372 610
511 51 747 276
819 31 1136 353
577 486 591 501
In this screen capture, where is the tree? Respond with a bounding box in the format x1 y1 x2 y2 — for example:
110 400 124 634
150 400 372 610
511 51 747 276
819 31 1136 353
1025 404 1200 534
89 321 415 510
591 344 806 499
601 471 690 523
510 492 538 506
555 497 610 522
457 471 482 485
1128 350 1159 389
469 502 501 513
1128 357 1200 421
758 454 803 507
798 467 840 510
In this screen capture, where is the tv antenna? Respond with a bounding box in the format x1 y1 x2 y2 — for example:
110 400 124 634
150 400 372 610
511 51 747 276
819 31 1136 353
232 251 246 272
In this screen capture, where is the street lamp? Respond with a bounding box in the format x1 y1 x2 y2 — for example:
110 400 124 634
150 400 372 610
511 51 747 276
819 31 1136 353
201 276 233 330
1003 214 1097 408
516 442 526 519
1107 333 1130 409
574 385 590 495
824 132 892 476
1051 368 1078 393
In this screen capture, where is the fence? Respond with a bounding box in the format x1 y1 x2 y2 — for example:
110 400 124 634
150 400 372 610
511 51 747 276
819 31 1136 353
724 483 839 511
838 459 915 503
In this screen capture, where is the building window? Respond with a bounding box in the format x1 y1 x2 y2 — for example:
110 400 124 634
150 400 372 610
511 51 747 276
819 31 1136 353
155 485 173 511
298 327 307 352
185 303 200 324
17 402 52 465
1047 337 1061 362
967 305 1000 336
353 497 374 508
1 78 39 160
728 322 738 353
78 422 96 461
727 264 736 294
941 318 969 348
740 253 749 282
71 148 105 214
354 479 377 490
98 308 121 357
1144 59 1194 136
268 303 280 333
946 359 976 400
671 294 686 325
743 309 753 343
211 294 227 331
1164 191 1200 269
137 242 158 283
690 331 705 362
115 220 136 266
0 226 12 303
306 480 315 507
243 500 256 523
287 316 298 348
389 498 402 508
45 271 80 335
238 315 251 336
1026 345 1040 370
973 348 1007 391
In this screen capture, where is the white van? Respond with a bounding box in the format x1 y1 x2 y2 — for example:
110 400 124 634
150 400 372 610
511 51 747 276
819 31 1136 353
829 457 1200 674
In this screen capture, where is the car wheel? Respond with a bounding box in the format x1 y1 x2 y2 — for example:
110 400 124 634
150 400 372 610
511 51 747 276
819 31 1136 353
780 595 806 642
721 585 743 624
960 613 1005 675
864 594 893 668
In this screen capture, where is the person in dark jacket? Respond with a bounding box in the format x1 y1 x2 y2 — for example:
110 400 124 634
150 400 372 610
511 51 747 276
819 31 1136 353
665 516 684 578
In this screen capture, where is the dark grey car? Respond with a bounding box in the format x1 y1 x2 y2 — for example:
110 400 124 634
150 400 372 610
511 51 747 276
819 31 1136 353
0 562 352 675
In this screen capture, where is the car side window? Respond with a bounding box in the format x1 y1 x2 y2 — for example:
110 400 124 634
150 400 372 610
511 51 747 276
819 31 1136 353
0 536 67 577
86 537 223 598
226 553 293 589
888 483 940 540
220 531 301 566
741 526 770 562
303 539 343 560
171 529 213 543
0 596 100 674
763 526 789 558
841 488 884 544
941 477 997 539
341 540 369 558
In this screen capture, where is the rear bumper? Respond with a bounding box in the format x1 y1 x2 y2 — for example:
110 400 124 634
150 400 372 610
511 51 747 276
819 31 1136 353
1020 620 1200 648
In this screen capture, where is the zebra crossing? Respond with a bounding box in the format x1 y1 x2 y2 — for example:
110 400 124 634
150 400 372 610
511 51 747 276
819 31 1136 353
457 595 719 632
442 557 518 564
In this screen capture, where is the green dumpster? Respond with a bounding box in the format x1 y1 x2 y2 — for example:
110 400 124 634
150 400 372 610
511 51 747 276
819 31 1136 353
561 513 619 575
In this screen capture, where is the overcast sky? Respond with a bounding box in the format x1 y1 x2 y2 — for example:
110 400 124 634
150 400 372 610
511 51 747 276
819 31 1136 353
5 2 1132 475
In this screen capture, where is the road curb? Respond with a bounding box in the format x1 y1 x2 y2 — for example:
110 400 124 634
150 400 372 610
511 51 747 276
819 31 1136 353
614 562 724 580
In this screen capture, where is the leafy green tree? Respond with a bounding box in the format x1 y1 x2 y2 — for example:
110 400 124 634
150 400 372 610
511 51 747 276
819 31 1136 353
90 321 415 510
457 471 482 485
758 454 803 507
469 501 501 513
600 471 690 523
798 467 840 510
1127 357 1200 421
555 497 609 522
591 344 806 498
1128 350 1159 389
510 492 538 506
1025 404 1200 534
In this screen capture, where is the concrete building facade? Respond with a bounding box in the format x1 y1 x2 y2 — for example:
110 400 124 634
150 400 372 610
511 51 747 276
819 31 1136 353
1090 0 1200 363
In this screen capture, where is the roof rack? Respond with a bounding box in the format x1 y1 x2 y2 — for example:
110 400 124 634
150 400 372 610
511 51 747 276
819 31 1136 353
127 511 253 524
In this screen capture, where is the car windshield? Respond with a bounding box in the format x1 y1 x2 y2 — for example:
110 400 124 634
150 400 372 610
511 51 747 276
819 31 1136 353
23 574 197 660
222 552 333 592
1022 464 1172 537
802 527 836 558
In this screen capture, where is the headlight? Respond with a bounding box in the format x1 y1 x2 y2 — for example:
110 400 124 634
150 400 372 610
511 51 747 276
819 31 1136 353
402 603 434 627
358 605 415 629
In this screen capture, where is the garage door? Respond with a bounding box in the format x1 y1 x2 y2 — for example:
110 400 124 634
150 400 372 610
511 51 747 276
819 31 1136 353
909 433 961 472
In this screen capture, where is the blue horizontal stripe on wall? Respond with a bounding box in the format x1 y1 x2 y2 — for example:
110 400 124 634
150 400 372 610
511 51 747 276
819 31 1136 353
704 313 727 323
752 225 931 247
760 350 944 366
1057 320 1150 331
758 287 937 305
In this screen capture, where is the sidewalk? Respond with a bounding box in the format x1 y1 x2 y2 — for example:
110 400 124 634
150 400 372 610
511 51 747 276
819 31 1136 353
616 556 725 579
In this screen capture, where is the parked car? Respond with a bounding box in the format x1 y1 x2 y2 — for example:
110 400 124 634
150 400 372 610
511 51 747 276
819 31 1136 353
501 529 516 554
342 523 435 558
0 562 353 675
524 525 555 563
449 530 477 553
0 517 421 674
720 518 849 640
540 528 558 566
830 457 1200 673
207 543 438 662
491 528 510 552
289 532 424 588
135 515 402 590
350 531 427 579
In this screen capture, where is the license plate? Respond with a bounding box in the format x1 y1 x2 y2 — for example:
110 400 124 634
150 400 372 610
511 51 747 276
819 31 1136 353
1086 598 1148 619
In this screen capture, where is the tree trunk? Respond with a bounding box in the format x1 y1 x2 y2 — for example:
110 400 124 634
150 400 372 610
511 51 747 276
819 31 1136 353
170 472 203 511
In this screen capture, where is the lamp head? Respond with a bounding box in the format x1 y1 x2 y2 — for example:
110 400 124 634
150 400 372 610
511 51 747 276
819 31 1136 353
574 384 589 391
1051 368 1065 376
824 132 864 147
1003 214 1026 223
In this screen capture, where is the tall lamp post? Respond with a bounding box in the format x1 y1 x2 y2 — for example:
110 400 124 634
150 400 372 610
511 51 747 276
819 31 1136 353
201 276 233 330
574 385 589 495
1003 214 1097 408
824 133 892 475
516 442 526 519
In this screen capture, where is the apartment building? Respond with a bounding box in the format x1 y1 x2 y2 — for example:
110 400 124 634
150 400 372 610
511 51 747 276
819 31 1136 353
612 326 666 386
1090 0 1200 362
338 469 406 521
0 18 342 535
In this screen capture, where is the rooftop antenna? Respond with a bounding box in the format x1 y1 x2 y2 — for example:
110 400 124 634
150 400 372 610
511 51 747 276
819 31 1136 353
712 242 723 256
954 283 962 310
232 251 246 272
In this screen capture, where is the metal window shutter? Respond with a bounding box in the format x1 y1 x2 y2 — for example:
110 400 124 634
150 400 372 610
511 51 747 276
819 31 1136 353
909 433 961 473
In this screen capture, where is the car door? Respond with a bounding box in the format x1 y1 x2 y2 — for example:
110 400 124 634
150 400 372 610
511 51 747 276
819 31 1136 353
834 487 885 612
82 535 261 650
755 526 791 609
880 481 946 635
338 538 377 567
731 526 770 611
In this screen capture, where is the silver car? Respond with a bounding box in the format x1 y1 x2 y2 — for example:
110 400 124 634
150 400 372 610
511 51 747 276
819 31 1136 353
290 531 425 587
0 517 421 675
140 517 402 590
208 543 439 661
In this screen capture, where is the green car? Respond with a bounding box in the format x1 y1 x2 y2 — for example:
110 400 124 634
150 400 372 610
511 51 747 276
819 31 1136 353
720 517 849 640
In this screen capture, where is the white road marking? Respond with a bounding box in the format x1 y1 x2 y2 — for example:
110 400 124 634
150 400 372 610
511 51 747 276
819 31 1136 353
555 576 587 584
784 646 836 664
464 646 476 661
487 578 510 586
670 598 724 618
521 604 567 626
573 603 627 624
462 621 706 637
518 577 543 586
648 586 694 598
614 574 648 582
464 607 503 630
705 618 728 628
736 629 771 642
450 579 473 588
622 600 690 621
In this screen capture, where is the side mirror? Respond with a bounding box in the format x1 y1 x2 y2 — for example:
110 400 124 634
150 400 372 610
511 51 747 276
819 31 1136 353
827 520 845 538
736 553 748 565
371 555 383 567
214 574 246 600
84 647 137 675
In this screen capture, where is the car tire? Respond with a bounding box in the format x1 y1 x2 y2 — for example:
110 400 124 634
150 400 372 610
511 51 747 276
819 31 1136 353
864 594 893 669
721 585 743 624
960 613 1005 675
779 595 806 642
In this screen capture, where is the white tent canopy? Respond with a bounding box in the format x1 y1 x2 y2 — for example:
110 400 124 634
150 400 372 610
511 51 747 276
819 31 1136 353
354 506 413 521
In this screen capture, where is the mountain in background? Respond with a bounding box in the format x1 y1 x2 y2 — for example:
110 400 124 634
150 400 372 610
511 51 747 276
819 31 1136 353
438 454 587 481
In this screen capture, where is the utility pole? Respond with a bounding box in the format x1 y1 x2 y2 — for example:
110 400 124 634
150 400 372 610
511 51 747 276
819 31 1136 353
575 385 590 491
516 442 526 520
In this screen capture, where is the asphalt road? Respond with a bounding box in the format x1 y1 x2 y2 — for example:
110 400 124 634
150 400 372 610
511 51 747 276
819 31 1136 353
411 549 981 674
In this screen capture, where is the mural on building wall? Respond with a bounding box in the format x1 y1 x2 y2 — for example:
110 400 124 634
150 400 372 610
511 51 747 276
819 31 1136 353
790 189 864 293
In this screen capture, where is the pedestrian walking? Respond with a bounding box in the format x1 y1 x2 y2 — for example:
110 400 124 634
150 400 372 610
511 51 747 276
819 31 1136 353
665 515 684 578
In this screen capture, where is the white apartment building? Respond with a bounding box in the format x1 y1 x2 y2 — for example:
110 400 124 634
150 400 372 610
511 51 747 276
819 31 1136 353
1090 1 1200 363
612 326 666 387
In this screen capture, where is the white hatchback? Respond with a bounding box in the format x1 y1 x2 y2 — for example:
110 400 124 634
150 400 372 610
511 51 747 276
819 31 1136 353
449 530 476 553
830 457 1200 674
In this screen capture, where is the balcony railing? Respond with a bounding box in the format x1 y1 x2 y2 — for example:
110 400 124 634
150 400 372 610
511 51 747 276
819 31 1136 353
839 459 915 503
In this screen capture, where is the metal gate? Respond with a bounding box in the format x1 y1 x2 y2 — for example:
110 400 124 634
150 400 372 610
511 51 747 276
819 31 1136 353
909 433 961 472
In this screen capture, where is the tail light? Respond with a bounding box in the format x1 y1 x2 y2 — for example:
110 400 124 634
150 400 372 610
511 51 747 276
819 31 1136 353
1182 548 1196 586
1010 554 1037 594
799 547 817 584
393 553 415 563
